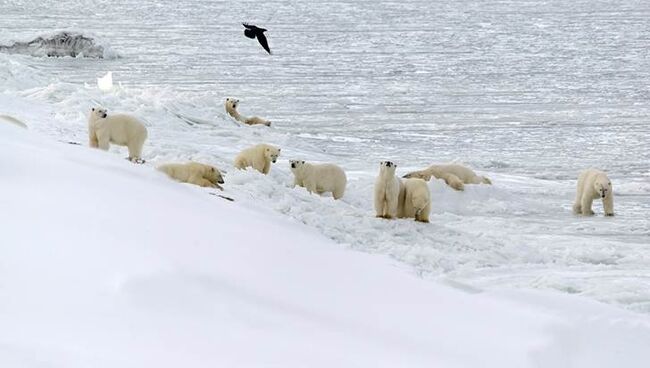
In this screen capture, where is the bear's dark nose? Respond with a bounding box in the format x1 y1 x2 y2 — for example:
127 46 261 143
291 163 295 168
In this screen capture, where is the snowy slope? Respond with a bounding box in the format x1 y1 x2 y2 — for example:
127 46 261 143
2 110 650 367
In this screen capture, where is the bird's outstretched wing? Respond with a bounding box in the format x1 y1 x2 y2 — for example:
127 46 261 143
242 23 254 29
244 29 256 39
256 32 271 54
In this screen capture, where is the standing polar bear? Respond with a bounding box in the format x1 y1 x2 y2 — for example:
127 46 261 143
374 161 401 219
290 160 347 200
234 143 281 174
88 107 148 163
398 178 431 223
403 163 491 191
225 98 271 127
157 162 225 190
573 169 614 216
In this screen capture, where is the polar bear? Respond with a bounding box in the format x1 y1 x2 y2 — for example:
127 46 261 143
234 143 281 174
0 114 28 128
374 161 401 219
403 163 491 191
573 169 614 216
225 98 271 127
157 162 225 190
398 178 431 223
88 107 148 163
290 160 347 200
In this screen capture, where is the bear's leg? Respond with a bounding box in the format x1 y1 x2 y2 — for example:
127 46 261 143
189 175 217 188
262 161 271 174
603 194 614 216
97 135 110 151
304 179 318 195
333 187 344 200
417 202 431 223
581 195 595 216
386 191 398 219
573 185 584 214
127 139 145 163
374 189 386 218
481 176 492 185
234 156 247 170
443 174 464 191
250 158 263 173
89 131 99 148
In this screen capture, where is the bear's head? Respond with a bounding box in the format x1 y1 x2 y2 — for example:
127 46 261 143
225 98 239 111
90 107 108 120
205 165 225 185
379 160 397 175
289 159 306 172
402 170 431 181
593 175 612 199
264 145 281 163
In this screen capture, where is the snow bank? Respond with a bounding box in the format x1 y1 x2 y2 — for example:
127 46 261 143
1 112 650 367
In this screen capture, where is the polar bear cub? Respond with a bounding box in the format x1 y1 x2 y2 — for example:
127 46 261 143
403 163 491 191
157 162 225 190
398 178 431 223
225 98 271 127
234 143 281 174
290 160 347 200
374 161 401 219
573 169 614 216
88 107 148 163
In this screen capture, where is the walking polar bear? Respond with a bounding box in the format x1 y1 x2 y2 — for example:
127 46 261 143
234 143 281 174
290 160 347 200
225 98 271 127
403 163 491 191
374 161 401 219
573 169 614 216
398 178 431 223
157 162 225 190
88 107 148 163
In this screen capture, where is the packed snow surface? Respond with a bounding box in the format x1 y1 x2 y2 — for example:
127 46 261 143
2 120 650 367
0 0 648 316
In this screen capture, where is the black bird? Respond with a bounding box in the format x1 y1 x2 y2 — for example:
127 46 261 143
243 23 271 54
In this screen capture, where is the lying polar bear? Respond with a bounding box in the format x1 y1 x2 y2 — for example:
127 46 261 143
157 162 225 190
403 163 491 191
234 143 281 174
290 160 347 200
398 178 431 223
88 107 148 163
573 168 614 216
225 98 271 127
